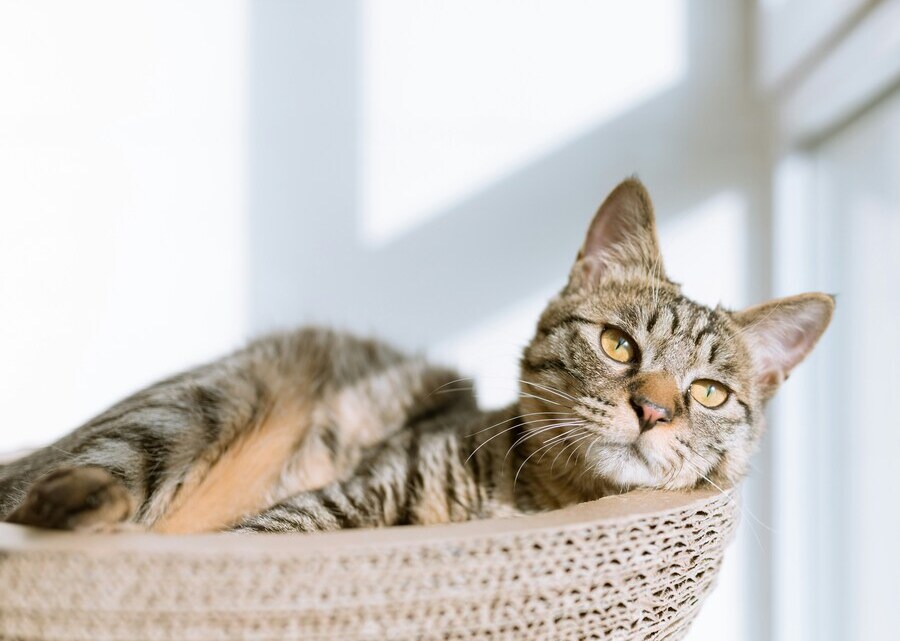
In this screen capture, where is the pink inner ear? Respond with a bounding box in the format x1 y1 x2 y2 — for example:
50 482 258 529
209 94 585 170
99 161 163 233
583 202 628 258
582 179 652 260
735 295 834 392
758 369 784 389
571 179 663 289
752 324 812 385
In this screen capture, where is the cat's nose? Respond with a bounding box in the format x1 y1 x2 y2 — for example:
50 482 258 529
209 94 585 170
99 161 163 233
630 396 673 433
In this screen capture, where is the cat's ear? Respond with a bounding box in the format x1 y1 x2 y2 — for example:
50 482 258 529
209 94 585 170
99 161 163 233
568 178 665 290
731 293 835 398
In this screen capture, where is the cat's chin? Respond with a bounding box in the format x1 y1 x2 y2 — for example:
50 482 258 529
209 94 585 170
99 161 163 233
585 440 695 491
584 443 657 488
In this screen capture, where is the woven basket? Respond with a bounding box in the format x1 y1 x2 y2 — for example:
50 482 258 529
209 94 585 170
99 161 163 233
0 487 736 641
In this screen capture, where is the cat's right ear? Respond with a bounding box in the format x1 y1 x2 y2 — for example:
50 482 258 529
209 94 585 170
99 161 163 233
567 178 665 291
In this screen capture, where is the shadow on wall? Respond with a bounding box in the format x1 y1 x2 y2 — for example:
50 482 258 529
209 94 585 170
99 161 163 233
247 0 770 351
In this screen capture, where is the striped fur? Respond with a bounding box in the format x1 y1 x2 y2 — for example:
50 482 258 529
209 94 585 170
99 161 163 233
0 179 834 533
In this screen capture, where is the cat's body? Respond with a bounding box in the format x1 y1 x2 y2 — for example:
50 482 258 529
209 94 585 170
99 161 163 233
0 328 587 533
0 179 834 533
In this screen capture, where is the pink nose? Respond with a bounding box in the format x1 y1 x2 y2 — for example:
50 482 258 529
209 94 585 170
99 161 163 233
631 396 673 433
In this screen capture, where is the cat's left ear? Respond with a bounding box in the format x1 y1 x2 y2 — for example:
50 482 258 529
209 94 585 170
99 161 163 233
568 178 665 290
731 293 835 398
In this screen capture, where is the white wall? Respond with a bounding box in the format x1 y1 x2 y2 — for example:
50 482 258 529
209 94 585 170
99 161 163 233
0 1 248 451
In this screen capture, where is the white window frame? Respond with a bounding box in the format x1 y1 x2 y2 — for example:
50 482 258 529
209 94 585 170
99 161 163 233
761 1 900 639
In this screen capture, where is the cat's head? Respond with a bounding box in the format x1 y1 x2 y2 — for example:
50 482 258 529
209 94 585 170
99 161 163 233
520 178 833 492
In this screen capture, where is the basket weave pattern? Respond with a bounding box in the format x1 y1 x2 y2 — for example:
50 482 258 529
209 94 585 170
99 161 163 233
0 489 736 641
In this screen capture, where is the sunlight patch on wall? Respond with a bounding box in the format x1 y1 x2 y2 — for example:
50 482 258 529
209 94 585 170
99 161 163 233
360 0 686 246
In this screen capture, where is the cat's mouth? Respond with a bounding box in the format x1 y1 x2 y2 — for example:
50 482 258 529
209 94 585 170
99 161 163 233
590 438 700 490
570 401 702 489
519 392 704 490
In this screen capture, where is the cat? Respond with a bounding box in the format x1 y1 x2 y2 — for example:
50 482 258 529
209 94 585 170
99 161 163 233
0 179 833 534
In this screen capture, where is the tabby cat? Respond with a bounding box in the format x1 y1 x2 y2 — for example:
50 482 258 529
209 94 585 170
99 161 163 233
0 179 833 534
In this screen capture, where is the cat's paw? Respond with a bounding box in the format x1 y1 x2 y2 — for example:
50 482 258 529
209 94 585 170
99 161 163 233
6 466 135 530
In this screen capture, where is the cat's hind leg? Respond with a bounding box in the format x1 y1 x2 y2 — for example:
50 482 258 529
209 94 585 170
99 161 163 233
6 466 135 531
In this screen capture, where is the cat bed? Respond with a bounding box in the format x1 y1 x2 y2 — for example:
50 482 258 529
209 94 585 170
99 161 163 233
0 486 736 641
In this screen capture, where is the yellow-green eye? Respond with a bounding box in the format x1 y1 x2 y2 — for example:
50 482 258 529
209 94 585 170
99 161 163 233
599 328 637 363
690 379 729 408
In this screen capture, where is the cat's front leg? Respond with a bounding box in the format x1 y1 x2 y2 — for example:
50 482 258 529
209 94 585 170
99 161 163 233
231 432 421 533
230 478 392 533
231 422 486 533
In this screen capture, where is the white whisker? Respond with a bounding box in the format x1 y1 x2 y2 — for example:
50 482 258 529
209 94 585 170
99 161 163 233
538 428 589 466
514 438 564 487
424 376 477 398
467 411 572 438
504 421 586 461
517 379 576 402
550 431 595 473
517 390 566 407
466 418 580 464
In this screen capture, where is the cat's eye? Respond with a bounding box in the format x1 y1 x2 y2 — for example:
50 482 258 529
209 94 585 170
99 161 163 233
599 327 637 363
690 379 729 408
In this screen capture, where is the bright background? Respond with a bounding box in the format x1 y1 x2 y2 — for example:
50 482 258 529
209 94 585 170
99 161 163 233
1 1 897 639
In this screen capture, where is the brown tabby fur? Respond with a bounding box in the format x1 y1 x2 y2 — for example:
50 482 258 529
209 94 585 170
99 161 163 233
0 179 834 533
